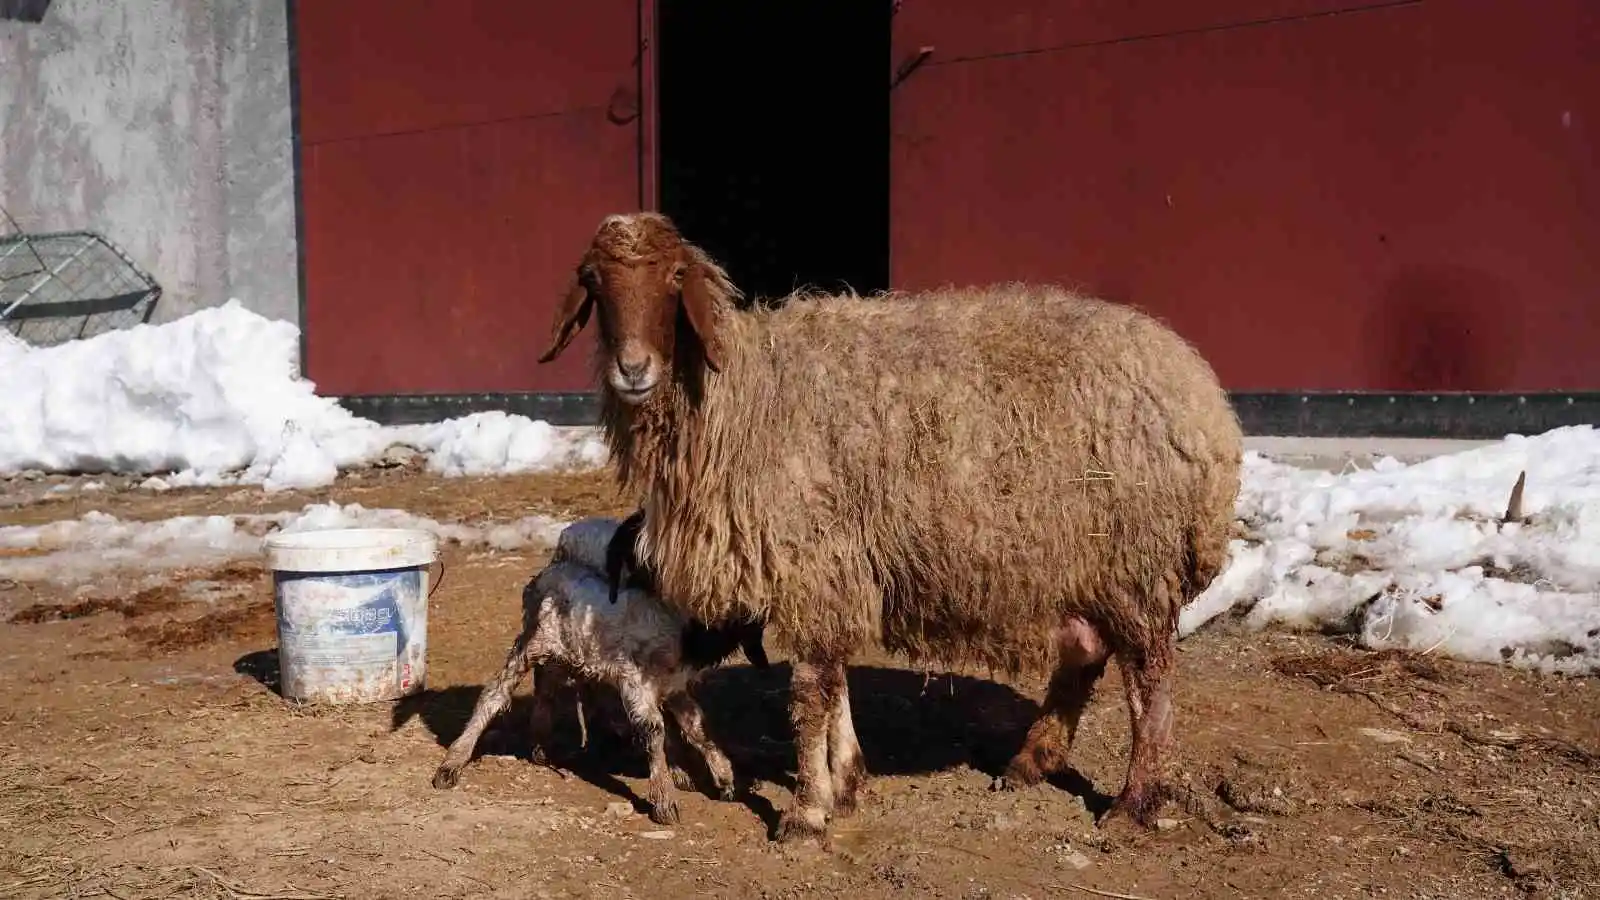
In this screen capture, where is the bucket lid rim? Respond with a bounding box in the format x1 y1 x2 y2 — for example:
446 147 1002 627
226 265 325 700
264 527 439 552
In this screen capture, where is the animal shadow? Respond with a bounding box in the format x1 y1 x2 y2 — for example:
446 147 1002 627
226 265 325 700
697 662 1113 814
393 680 703 821
397 660 1114 823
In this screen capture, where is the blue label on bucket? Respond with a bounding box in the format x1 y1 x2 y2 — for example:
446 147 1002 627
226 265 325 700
275 570 417 646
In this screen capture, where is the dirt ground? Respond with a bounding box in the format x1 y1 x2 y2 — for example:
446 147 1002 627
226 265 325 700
1 465 1597 899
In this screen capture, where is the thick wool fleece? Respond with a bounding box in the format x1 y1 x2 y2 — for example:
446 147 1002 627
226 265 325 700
604 282 1243 676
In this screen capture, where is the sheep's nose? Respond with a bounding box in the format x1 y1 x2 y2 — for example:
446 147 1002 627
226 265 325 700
617 354 650 380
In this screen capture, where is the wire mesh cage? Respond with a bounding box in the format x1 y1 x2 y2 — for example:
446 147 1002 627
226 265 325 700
0 230 163 347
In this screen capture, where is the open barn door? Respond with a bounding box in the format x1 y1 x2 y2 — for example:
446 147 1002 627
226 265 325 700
293 0 646 400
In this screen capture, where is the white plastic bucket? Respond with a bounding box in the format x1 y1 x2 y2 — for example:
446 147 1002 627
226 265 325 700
263 528 442 704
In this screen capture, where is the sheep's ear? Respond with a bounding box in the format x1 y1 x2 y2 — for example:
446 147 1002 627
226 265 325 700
680 262 728 373
537 272 593 364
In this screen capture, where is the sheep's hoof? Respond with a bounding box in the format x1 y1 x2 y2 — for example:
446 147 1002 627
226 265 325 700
775 808 828 846
669 767 697 792
993 758 1045 793
1099 784 1166 831
648 798 681 826
832 768 867 817
715 782 737 803
431 766 461 790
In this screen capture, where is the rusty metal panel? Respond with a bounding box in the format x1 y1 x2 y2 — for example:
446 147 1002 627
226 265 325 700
295 1 642 395
891 0 1600 392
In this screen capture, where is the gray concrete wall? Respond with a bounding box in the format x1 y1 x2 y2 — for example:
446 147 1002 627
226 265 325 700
0 0 297 325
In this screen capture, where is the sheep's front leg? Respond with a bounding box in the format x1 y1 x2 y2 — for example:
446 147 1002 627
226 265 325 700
776 656 837 844
433 631 536 789
823 662 866 817
664 688 737 801
619 675 678 825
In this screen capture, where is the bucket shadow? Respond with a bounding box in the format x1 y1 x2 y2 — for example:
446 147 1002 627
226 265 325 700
395 660 1115 830
234 649 282 695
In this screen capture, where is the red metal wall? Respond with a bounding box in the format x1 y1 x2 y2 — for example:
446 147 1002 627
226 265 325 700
296 1 644 395
891 0 1600 392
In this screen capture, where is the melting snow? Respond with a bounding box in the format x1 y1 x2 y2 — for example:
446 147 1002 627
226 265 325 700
0 502 569 586
0 301 607 491
1184 426 1600 674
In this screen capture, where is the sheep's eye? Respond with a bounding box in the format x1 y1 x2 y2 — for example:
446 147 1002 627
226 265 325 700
669 265 686 284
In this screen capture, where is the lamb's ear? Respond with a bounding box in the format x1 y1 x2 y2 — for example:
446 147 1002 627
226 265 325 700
679 261 730 373
537 272 593 364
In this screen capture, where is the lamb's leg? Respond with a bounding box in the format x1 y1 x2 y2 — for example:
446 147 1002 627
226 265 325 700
1000 616 1111 790
433 631 536 789
665 722 698 793
776 656 838 844
618 675 678 825
663 689 737 801
1102 632 1177 829
823 662 866 817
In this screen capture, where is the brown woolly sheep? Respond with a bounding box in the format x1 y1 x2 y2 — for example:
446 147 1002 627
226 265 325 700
536 212 1243 844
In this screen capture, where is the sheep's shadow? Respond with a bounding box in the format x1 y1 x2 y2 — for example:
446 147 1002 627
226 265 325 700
395 660 1115 829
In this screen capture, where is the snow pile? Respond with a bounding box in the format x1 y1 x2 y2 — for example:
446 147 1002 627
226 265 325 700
0 301 607 491
1183 426 1600 674
406 411 609 478
0 502 570 585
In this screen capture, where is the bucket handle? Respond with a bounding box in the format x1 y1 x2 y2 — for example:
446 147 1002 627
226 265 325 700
427 558 447 601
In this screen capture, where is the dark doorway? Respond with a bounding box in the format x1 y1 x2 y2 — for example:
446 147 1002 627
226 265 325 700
657 0 891 305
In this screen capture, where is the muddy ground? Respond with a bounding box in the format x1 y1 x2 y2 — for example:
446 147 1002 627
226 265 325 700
1 465 1597 899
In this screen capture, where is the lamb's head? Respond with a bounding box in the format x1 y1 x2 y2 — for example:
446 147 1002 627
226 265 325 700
536 212 742 406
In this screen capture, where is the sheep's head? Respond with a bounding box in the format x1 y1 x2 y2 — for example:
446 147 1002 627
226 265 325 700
536 212 741 406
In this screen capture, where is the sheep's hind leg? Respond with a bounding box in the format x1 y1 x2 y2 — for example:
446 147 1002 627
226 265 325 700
776 657 837 844
664 689 737 801
1101 632 1177 829
823 662 866 817
619 675 679 825
999 616 1110 791
433 631 536 789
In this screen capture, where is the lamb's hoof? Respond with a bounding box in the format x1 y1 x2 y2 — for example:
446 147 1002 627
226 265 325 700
775 808 829 846
714 781 737 802
431 766 461 790
648 799 680 826
670 767 697 792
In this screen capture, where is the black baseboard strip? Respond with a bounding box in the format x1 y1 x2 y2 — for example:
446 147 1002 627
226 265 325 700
332 392 1600 439
1232 392 1600 438
336 392 602 427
